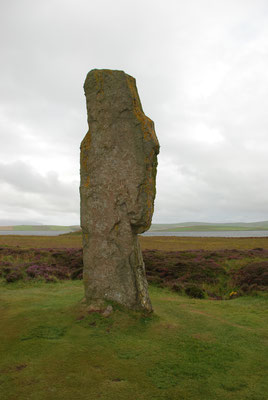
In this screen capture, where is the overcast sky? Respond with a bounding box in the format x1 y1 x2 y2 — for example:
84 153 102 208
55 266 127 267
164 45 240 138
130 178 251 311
0 0 268 225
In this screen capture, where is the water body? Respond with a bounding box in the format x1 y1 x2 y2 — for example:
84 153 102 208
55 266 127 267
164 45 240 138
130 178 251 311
142 230 268 238
0 230 268 237
0 230 73 236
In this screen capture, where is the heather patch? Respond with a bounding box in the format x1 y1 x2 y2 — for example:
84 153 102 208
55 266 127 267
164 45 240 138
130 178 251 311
143 248 268 298
0 246 267 298
231 261 268 293
0 247 83 283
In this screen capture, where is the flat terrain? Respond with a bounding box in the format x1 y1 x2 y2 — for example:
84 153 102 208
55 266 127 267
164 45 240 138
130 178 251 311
1 232 268 250
0 281 267 400
140 235 268 251
0 234 267 399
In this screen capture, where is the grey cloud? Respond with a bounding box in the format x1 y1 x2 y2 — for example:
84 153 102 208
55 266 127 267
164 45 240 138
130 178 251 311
1 0 268 224
0 161 75 195
0 161 79 224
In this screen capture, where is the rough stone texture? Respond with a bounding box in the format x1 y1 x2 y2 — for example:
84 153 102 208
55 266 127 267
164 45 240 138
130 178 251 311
80 69 159 312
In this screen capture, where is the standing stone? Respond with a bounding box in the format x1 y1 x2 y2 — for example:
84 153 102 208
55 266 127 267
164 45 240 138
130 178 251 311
80 69 159 312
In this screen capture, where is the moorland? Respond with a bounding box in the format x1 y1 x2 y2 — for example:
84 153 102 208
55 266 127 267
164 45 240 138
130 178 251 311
0 233 267 400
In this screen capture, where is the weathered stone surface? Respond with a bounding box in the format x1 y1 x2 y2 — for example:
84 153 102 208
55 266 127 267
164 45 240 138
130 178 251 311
80 69 159 312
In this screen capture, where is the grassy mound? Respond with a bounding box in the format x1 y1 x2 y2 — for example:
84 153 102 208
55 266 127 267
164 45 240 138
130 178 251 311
0 281 267 400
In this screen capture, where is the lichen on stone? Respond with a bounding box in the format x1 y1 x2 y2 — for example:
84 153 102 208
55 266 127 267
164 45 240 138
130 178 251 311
80 69 159 312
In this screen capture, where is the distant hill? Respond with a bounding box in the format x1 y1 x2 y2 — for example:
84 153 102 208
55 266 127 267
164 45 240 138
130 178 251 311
1 221 268 233
0 220 41 226
0 225 80 232
149 221 268 232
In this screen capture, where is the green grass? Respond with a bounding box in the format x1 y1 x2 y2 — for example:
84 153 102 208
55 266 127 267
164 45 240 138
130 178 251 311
0 281 267 400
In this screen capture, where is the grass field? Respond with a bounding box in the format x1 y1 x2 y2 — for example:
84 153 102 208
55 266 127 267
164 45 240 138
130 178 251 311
0 281 267 400
0 234 267 399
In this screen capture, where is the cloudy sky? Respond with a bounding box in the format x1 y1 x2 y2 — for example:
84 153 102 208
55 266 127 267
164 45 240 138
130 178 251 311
0 0 268 225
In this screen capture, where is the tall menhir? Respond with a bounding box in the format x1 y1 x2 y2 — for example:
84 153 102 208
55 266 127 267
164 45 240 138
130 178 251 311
80 69 159 312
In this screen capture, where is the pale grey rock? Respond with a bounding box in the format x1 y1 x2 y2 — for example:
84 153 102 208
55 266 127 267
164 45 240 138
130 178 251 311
102 305 113 317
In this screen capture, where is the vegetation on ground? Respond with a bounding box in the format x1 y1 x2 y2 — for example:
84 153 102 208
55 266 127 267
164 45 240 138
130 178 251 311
0 234 267 399
1 232 268 251
140 235 268 251
0 281 267 400
1 246 267 299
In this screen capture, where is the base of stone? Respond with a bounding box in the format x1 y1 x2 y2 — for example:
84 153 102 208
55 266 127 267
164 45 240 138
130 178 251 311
86 302 113 317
